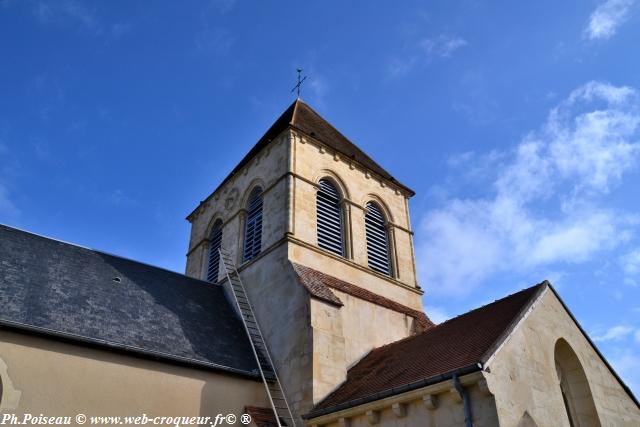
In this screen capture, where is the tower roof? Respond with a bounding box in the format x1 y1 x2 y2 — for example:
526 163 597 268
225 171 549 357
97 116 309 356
210 99 415 201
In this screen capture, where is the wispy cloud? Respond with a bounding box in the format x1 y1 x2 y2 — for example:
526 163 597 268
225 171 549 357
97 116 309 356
609 348 640 393
621 248 640 285
593 324 635 341
195 27 234 55
584 0 636 40
621 248 640 275
415 81 640 296
208 0 236 14
0 184 19 217
0 141 19 218
420 35 468 59
389 34 467 78
28 0 131 40
33 0 100 33
424 305 451 324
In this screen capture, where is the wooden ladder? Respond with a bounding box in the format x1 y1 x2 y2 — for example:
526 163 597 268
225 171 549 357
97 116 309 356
218 248 297 427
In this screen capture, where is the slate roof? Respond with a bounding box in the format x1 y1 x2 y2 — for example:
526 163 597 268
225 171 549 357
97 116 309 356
307 283 546 417
191 100 414 218
291 263 433 330
0 224 259 377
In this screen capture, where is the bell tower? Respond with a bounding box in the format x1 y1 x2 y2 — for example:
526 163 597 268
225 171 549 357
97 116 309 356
185 100 430 415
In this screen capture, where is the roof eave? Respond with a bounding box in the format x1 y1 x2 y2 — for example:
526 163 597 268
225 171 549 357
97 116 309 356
304 363 481 419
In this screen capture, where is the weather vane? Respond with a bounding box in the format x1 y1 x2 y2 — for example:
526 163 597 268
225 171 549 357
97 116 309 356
291 68 308 98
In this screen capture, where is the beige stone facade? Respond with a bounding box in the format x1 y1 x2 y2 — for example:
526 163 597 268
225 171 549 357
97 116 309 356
306 372 499 427
184 105 638 425
484 287 640 427
2 100 637 427
185 125 426 415
305 286 640 427
0 329 268 419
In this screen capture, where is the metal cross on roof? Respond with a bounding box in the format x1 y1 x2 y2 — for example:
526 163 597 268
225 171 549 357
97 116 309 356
290 68 307 98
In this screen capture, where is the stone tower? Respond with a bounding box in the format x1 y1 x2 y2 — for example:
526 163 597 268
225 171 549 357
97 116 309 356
185 100 430 416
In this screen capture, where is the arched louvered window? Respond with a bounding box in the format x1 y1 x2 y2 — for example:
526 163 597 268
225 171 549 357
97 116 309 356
243 187 263 262
317 179 344 256
365 202 391 276
206 220 223 282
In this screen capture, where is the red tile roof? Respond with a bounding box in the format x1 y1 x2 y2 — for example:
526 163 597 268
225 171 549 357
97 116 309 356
292 263 434 330
307 282 546 417
244 406 281 427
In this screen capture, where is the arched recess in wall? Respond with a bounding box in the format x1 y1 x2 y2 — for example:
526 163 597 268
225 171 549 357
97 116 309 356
206 219 223 282
0 374 3 406
554 338 601 427
316 178 345 256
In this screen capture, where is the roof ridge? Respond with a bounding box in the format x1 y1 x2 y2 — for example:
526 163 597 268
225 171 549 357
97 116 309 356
0 223 215 289
436 281 548 328
349 281 548 363
291 98 301 125
291 262 432 328
311 281 549 414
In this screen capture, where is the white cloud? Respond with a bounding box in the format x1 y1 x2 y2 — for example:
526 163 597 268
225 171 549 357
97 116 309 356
593 324 634 341
33 0 100 33
585 0 636 40
609 349 640 393
420 35 468 59
389 34 467 77
209 0 236 14
424 305 452 324
0 141 18 217
621 248 640 275
0 183 19 217
416 82 640 296
27 0 131 40
195 27 234 55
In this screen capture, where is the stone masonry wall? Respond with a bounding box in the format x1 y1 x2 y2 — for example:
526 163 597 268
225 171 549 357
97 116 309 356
484 288 640 427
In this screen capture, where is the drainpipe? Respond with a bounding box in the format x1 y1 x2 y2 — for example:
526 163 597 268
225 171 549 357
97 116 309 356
453 374 473 427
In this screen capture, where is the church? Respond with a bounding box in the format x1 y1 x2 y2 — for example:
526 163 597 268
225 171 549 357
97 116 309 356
0 99 638 427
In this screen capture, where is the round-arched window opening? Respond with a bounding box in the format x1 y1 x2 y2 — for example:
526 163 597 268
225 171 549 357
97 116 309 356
316 179 344 257
243 187 263 262
554 339 601 427
365 202 391 276
206 219 223 282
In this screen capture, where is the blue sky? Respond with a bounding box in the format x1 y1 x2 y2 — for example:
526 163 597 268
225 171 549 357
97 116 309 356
2 0 640 395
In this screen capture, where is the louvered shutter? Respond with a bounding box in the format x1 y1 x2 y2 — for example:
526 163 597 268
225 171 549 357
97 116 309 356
243 188 263 262
317 179 344 256
365 202 391 276
206 220 223 282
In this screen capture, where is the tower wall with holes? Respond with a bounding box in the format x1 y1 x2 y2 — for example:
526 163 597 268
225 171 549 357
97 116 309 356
287 128 426 405
185 131 291 282
185 129 315 416
288 130 421 304
185 107 428 415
